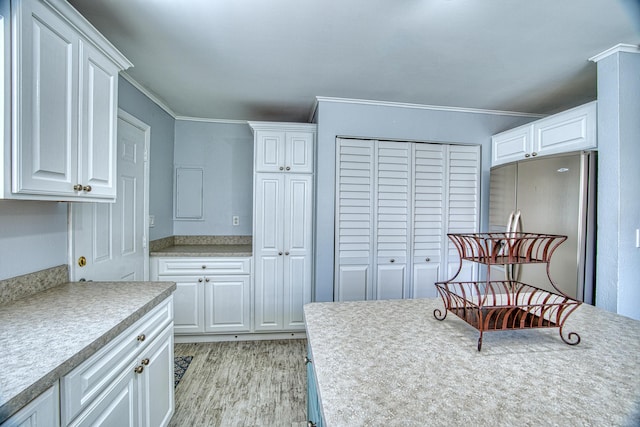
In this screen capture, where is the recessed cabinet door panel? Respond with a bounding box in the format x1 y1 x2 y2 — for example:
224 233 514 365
338 265 369 301
255 131 285 172
79 40 118 198
255 175 283 252
15 0 78 195
204 275 250 332
491 126 532 166
171 278 204 334
286 132 313 173
412 262 440 298
138 325 174 427
376 263 406 300
254 255 282 330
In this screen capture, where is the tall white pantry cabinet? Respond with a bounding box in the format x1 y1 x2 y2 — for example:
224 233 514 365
249 122 315 332
335 138 480 302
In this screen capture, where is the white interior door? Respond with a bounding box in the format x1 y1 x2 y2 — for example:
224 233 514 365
70 110 149 281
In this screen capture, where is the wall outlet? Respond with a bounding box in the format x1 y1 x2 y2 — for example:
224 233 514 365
232 216 240 226
149 215 155 228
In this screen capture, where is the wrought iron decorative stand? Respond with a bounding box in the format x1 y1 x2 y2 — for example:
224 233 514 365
434 233 582 351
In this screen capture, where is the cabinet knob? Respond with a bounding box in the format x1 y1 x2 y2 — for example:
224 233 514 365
279 252 283 256
198 278 203 282
82 185 92 192
525 153 531 158
73 184 83 191
390 259 395 263
285 251 290 256
531 152 538 157
304 356 312 365
201 265 206 269
141 358 150 366
425 257 431 262
279 166 284 171
134 365 144 374
137 334 146 342
286 166 291 171
205 278 210 282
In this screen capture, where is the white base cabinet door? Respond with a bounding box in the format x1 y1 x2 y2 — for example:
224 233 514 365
204 275 251 333
171 278 205 334
1 383 60 427
137 325 174 427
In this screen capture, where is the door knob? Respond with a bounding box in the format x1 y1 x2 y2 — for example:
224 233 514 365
73 184 82 191
82 185 92 192
77 256 87 267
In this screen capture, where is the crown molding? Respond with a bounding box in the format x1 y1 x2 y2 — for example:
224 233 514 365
175 116 249 125
248 121 317 132
589 43 640 62
120 72 176 118
314 96 546 118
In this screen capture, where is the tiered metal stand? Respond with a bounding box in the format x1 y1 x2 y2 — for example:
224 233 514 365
434 233 582 351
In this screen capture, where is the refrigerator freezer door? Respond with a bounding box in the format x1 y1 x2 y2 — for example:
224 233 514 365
515 154 586 299
489 164 517 233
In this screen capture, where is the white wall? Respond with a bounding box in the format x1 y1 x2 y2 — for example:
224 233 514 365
313 99 540 301
173 120 253 235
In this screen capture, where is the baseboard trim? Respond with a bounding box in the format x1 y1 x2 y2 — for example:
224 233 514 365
174 331 307 343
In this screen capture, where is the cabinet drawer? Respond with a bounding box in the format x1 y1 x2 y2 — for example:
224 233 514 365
61 297 173 425
157 257 251 275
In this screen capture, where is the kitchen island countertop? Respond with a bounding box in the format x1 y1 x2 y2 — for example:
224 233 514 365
0 280 176 422
304 298 640 426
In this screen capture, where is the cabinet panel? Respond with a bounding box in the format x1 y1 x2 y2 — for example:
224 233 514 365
533 102 596 157
254 255 282 330
157 257 251 276
138 325 174 427
255 131 285 172
204 275 251 332
376 263 406 300
337 265 369 301
14 0 77 195
171 278 204 334
255 175 284 252
412 263 440 298
491 126 532 166
285 132 313 173
79 40 118 198
2 383 60 427
284 254 311 329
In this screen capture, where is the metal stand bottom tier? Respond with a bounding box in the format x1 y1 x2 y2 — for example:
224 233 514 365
434 280 582 351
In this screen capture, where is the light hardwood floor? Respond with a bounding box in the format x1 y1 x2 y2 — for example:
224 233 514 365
170 339 308 427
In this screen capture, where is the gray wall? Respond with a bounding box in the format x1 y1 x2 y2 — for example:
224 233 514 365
313 100 540 302
173 120 253 236
595 50 640 320
118 77 175 241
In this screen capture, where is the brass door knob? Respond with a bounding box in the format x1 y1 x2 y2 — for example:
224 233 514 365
134 366 144 374
141 358 150 366
77 256 87 267
82 185 92 192
137 334 146 342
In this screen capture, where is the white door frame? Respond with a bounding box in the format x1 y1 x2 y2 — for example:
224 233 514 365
68 108 151 281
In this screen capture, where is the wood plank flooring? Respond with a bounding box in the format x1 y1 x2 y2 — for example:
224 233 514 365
170 339 308 427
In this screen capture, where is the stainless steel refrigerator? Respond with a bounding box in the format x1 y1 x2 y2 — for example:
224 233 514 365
488 152 596 303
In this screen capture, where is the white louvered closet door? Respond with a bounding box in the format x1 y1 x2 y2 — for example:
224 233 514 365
445 145 481 281
375 141 411 300
412 144 445 298
335 139 375 301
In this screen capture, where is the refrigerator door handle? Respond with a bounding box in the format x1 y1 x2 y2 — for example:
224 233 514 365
506 210 515 234
511 209 521 234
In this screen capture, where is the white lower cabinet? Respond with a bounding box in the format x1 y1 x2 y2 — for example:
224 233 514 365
150 257 251 335
61 297 174 427
1 383 60 427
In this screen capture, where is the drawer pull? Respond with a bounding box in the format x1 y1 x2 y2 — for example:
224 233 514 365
141 358 150 366
137 334 146 342
134 365 144 374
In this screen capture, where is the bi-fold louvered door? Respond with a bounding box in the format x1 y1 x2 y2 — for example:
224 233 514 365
335 138 480 301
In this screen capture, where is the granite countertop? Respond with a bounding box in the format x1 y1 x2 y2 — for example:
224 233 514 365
150 244 252 257
0 281 176 422
304 298 640 426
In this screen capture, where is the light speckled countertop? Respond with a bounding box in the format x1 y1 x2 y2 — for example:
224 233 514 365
150 244 252 257
0 281 175 422
304 298 640 426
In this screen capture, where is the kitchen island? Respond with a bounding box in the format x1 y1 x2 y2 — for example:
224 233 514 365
304 298 640 426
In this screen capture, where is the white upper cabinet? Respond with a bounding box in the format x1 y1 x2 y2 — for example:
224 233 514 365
250 122 315 173
492 102 596 167
6 0 131 201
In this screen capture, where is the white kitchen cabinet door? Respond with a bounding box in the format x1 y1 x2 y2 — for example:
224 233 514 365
2 383 60 427
78 40 119 198
283 174 313 329
137 325 174 427
335 139 375 301
170 277 205 334
204 275 251 332
491 125 533 167
533 101 596 157
253 127 314 173
13 0 78 196
254 174 285 330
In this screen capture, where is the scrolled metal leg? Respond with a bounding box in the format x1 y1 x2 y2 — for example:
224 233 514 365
433 307 447 321
559 327 581 345
477 332 483 351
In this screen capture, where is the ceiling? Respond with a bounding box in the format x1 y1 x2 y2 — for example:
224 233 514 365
67 0 640 122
